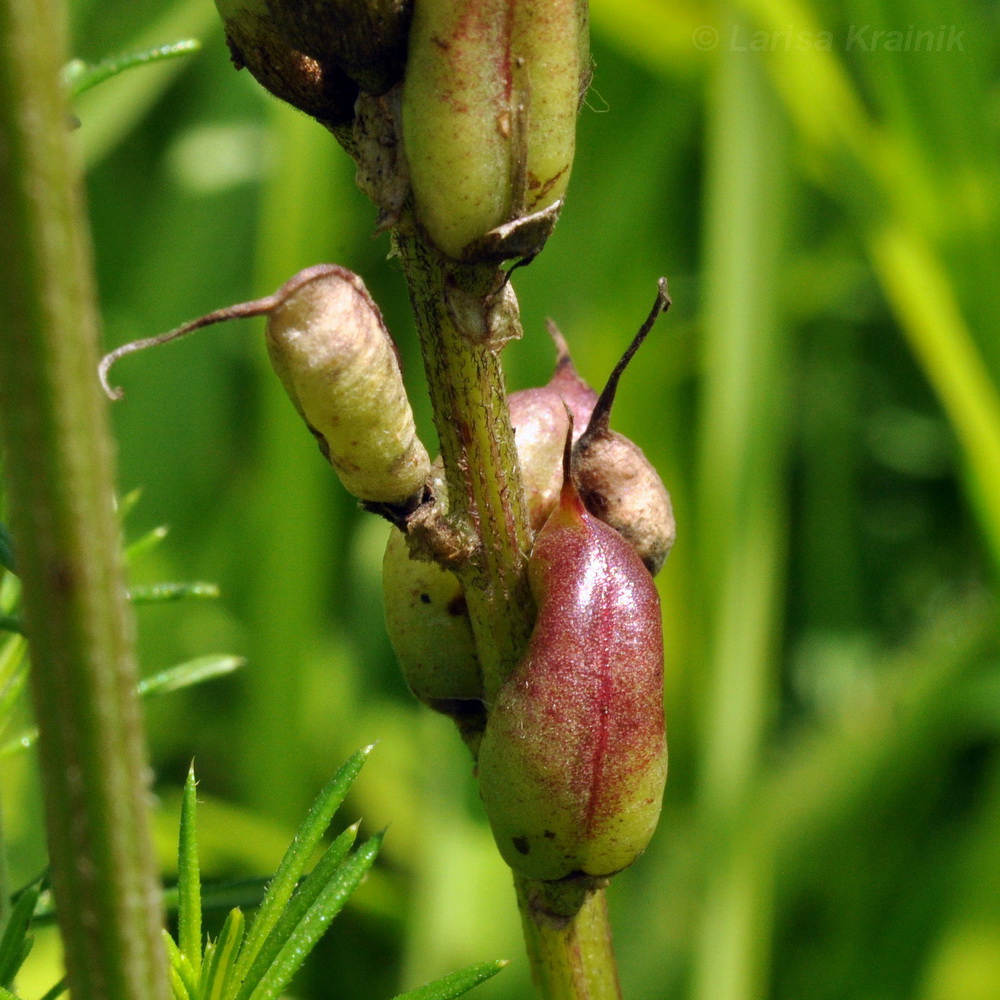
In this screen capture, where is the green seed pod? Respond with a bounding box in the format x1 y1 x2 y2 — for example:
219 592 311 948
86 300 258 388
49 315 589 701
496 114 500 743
573 279 675 575
478 428 667 881
99 265 430 507
401 0 583 259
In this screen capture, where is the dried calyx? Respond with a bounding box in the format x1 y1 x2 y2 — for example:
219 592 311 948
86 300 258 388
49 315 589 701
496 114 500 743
573 278 675 576
99 265 430 509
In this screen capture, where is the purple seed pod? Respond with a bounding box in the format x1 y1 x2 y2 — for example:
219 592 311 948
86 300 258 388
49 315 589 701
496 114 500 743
477 426 667 881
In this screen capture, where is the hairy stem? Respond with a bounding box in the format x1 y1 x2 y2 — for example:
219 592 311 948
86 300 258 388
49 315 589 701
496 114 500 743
0 2 169 999
396 236 535 704
516 877 622 1000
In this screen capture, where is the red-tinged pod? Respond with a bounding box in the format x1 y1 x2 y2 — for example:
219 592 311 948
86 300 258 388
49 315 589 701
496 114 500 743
508 323 597 531
477 429 667 882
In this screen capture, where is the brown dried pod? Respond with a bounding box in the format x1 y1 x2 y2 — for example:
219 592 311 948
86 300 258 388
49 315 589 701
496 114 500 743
265 0 412 95
573 279 675 576
214 0 357 134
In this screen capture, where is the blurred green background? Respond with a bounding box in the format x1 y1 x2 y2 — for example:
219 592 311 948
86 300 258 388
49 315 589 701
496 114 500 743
3 0 1000 997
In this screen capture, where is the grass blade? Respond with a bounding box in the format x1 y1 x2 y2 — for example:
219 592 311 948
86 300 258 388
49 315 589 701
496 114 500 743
231 746 373 986
391 960 509 1000
246 832 384 1000
177 764 201 980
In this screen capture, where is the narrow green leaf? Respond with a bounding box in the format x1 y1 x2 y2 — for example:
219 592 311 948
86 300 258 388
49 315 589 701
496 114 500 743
0 636 26 690
230 824 359 1000
163 930 197 1000
0 728 35 758
0 886 37 985
199 939 216 999
0 986 21 1000
245 832 384 1000
116 488 144 522
63 40 201 100
2 655 245 757
167 962 192 1000
129 582 220 604
391 961 509 1000
0 525 14 574
125 524 169 562
177 764 202 981
199 908 244 1000
0 656 28 733
138 656 244 699
37 976 66 1000
0 617 21 637
232 746 374 987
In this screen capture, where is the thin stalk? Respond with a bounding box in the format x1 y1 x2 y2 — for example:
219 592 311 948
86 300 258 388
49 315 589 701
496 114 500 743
515 877 622 1000
398 236 620 996
396 237 535 705
0 1 169 999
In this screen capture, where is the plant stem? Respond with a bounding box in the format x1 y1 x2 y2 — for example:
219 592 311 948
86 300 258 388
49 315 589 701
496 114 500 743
0 2 170 999
515 877 622 1000
396 236 535 704
397 235 622 996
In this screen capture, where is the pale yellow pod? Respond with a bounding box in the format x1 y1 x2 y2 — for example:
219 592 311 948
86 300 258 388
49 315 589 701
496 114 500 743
266 266 431 504
402 0 513 258
382 525 481 707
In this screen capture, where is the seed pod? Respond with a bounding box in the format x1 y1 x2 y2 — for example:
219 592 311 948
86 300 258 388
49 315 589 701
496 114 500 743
508 324 597 530
477 427 667 881
401 0 583 259
574 279 675 575
99 265 430 507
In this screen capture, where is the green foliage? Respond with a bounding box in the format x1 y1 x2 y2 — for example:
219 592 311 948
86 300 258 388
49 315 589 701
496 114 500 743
0 886 38 989
161 754 501 1000
2 0 998 998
